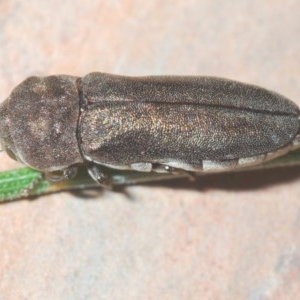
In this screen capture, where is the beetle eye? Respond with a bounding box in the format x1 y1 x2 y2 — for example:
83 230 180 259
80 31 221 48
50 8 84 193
5 147 17 161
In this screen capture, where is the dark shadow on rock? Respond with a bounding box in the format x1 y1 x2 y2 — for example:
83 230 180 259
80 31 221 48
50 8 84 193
65 165 300 200
136 166 300 192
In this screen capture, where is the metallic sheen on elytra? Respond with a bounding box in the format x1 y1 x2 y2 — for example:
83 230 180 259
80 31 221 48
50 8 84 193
0 72 299 186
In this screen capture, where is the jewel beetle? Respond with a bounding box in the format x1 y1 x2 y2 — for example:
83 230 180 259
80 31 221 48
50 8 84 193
0 72 299 187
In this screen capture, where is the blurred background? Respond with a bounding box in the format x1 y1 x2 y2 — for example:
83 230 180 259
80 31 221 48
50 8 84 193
0 1 300 299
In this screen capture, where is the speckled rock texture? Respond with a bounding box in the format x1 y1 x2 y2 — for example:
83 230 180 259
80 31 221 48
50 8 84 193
1 1 300 299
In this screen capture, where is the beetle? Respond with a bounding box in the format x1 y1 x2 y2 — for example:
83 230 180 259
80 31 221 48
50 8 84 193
0 72 299 187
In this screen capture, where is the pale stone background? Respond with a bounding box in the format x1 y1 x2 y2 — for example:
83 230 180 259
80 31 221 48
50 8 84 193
0 1 300 299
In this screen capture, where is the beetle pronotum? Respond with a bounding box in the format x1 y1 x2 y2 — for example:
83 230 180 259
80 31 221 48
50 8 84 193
0 72 299 187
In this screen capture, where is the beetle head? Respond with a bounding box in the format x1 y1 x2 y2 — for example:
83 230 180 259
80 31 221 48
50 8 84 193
0 75 84 172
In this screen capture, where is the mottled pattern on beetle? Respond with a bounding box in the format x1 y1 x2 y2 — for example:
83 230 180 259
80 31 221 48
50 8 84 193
82 73 299 114
79 73 300 167
1 72 300 178
0 76 83 171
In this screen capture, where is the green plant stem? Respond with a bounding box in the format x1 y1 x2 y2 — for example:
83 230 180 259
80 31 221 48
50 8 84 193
1 149 300 203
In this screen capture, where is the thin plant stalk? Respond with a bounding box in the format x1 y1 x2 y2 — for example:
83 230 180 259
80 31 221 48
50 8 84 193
0 149 300 203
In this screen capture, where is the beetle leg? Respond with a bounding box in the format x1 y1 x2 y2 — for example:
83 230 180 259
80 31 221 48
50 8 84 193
152 164 197 181
45 166 78 182
87 164 112 188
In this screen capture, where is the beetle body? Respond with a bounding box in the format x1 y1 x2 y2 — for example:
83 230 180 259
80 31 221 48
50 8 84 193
0 73 299 186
